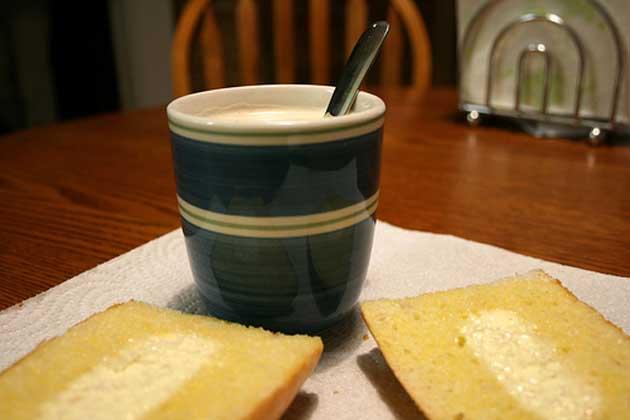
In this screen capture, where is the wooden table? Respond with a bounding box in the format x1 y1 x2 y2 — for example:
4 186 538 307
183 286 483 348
1 88 629 310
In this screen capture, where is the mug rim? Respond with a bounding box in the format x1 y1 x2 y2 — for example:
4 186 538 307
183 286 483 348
166 84 385 136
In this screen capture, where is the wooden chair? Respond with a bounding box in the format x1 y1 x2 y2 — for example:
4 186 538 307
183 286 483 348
172 0 432 98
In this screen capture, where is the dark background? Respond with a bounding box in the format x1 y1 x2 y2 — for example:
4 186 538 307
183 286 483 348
0 0 457 135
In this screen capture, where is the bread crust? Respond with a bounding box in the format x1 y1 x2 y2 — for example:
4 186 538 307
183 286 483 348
542 272 630 342
245 341 323 420
360 270 630 420
0 301 132 377
1 300 324 420
360 304 442 420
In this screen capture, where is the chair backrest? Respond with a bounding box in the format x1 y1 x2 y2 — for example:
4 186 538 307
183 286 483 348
172 0 432 98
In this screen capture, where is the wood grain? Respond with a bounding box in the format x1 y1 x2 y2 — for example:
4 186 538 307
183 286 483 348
172 0 432 94
171 0 208 97
200 4 225 89
345 0 368 59
390 0 432 96
381 5 403 86
273 0 295 83
308 0 330 84
1 88 630 310
236 0 260 85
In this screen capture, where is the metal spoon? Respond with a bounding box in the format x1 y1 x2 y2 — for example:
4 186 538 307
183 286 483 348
325 21 390 116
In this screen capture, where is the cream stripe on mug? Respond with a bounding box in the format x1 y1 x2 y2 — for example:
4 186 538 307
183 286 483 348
178 191 378 226
178 191 379 238
168 117 384 146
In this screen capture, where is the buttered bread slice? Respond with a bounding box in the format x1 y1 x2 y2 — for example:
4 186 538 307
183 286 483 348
361 270 630 420
0 301 323 420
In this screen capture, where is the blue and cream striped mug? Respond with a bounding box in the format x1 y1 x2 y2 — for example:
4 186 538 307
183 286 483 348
167 85 385 332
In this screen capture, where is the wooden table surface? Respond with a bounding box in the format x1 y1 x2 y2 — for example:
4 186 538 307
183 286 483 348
1 87 629 310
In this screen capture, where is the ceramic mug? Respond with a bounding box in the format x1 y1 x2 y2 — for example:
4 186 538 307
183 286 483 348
167 85 385 332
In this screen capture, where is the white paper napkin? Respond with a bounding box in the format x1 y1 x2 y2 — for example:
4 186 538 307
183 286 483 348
1 222 629 419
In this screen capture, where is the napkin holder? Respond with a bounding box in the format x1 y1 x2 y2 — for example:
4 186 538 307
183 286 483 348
457 0 629 145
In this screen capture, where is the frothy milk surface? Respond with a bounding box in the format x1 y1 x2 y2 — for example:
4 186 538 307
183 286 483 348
195 103 325 124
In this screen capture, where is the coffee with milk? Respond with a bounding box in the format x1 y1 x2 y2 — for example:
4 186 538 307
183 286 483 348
197 103 324 124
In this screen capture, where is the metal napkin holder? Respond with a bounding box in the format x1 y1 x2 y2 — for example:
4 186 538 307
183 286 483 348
458 0 627 145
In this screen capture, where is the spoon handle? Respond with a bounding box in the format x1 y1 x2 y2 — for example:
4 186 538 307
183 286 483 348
325 21 390 116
